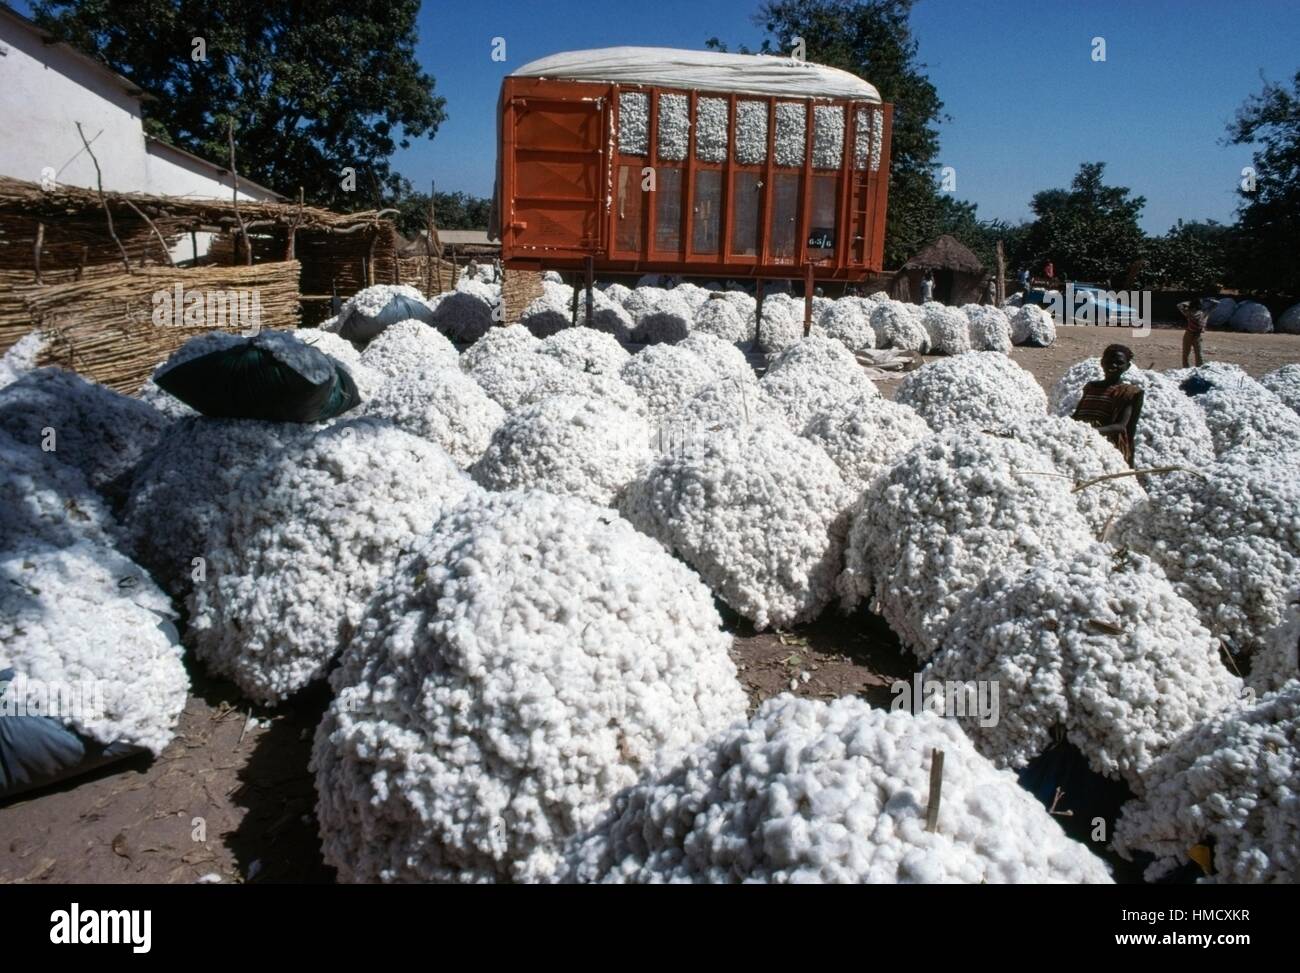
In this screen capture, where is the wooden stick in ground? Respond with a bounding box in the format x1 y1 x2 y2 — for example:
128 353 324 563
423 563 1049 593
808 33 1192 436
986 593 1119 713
995 239 1006 305
75 122 132 273
121 199 175 267
33 221 43 283
227 119 251 265
285 187 304 261
1072 466 1206 493
925 748 944 832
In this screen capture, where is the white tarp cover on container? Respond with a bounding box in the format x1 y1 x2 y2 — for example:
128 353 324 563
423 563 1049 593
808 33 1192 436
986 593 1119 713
510 47 881 102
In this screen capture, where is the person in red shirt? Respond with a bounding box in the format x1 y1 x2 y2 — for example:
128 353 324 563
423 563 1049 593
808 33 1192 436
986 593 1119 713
1178 298 1207 367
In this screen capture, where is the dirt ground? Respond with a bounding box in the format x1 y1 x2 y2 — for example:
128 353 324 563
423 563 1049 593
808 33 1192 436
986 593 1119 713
4 324 1298 884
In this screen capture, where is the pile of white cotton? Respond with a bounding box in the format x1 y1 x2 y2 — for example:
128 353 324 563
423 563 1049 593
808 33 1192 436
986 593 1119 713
359 364 505 468
537 327 630 376
802 392 932 496
1009 304 1057 346
359 319 459 377
894 353 1047 432
620 343 716 419
962 304 1013 353
920 302 972 356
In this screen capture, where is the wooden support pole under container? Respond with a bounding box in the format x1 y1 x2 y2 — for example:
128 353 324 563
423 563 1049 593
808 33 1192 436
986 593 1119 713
803 262 815 336
584 255 594 326
754 278 765 348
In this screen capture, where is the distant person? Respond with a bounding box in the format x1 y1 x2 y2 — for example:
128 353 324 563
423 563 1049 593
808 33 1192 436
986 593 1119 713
1043 259 1055 284
1071 344 1145 467
983 278 997 305
1017 267 1031 294
1178 298 1207 368
920 270 935 303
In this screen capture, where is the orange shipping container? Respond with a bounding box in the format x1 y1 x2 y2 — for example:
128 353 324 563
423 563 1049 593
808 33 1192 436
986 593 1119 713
493 47 892 282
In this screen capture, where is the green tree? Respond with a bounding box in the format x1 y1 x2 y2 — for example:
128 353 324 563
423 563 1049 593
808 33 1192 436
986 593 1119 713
1142 220 1229 292
390 183 493 238
711 0 951 267
32 0 445 211
1224 71 1300 295
1021 163 1147 286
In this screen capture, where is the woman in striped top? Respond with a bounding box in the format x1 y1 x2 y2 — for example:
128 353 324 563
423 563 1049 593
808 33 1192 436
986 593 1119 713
1071 344 1144 467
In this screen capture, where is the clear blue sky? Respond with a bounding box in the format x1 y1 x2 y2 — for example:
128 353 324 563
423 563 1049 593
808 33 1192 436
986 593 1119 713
398 0 1299 234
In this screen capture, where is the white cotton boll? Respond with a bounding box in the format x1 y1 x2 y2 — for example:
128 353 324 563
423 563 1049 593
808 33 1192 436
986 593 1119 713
1250 597 1300 694
621 422 852 630
679 331 756 386
470 349 572 412
656 379 779 450
803 392 932 496
838 429 1093 657
925 547 1241 787
0 430 115 552
1260 364 1300 415
471 394 652 507
312 488 746 883
920 302 973 356
620 343 717 419
692 295 756 344
1113 446 1300 657
1010 304 1057 346
537 327 630 376
360 365 505 468
1114 680 1300 883
122 417 319 597
760 343 880 435
695 97 729 162
560 695 1112 884
0 367 169 507
635 291 694 344
186 419 475 704
358 319 460 377
1050 359 1215 474
1167 364 1300 457
460 324 540 373
989 414 1146 535
736 100 769 164
819 298 876 353
870 301 930 353
1 541 188 755
812 105 845 169
0 331 47 390
618 92 649 154
775 102 807 167
1229 301 1272 333
430 289 496 342
657 93 690 161
961 305 1013 353
895 353 1047 432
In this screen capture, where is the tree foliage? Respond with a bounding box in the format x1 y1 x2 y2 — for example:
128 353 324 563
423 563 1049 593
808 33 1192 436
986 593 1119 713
389 184 493 237
1142 221 1230 292
32 0 445 211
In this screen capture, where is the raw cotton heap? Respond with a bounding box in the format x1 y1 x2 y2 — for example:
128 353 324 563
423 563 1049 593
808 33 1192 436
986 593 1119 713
0 430 114 552
1229 301 1272 333
359 319 460 377
755 293 805 354
600 282 633 307
634 290 694 344
621 422 852 630
459 324 540 373
923 548 1241 787
468 350 574 412
869 301 930 353
1166 363 1300 456
802 392 932 496
894 353 1047 432
1113 446 1300 657
839 429 1093 657
656 379 780 449
1009 304 1057 346
339 284 429 321
429 280 499 342
962 305 1013 353
1249 596 1300 694
0 367 169 507
122 417 319 596
1114 680 1300 883
1260 364 1300 415
679 331 755 386
298 328 363 369
817 298 876 353
692 295 755 344
560 695 1113 884
919 302 973 356
586 290 637 340
360 365 505 468
537 327 630 376
620 285 667 322
0 331 45 391
520 281 577 338
620 343 717 419
470 394 652 507
759 337 880 434
1 540 189 756
312 489 747 883
187 419 475 704
1050 359 1215 475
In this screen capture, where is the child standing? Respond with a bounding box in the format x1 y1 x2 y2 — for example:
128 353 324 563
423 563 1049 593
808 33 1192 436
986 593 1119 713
1178 298 1207 367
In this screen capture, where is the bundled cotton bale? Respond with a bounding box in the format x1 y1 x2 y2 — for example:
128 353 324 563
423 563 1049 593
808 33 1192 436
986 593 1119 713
0 367 169 507
336 284 437 342
919 302 973 356
0 430 115 552
962 304 1013 353
312 488 747 883
802 392 932 496
621 422 852 630
1010 304 1057 346
429 287 497 342
620 344 716 419
122 417 319 596
561 695 1112 884
1 540 189 759
1229 300 1272 333
459 324 540 373
679 331 755 386
1260 364 1300 414
895 353 1046 432
537 327 630 376
755 293 804 354
838 429 1093 657
924 548 1241 788
1205 297 1236 329
1277 302 1300 335
359 365 505 468
1114 680 1300 883
1249 596 1300 694
471 394 652 507
1167 363 1300 456
634 290 694 344
358 318 460 377
137 331 250 419
1051 359 1216 476
692 295 755 344
1113 447 1300 657
869 301 930 353
818 298 876 353
186 419 475 704
519 281 575 338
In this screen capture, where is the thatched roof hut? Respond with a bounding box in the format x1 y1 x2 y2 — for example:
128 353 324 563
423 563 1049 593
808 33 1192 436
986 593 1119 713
892 234 987 305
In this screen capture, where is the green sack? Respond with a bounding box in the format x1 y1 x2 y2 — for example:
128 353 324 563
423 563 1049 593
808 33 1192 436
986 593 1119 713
156 332 360 423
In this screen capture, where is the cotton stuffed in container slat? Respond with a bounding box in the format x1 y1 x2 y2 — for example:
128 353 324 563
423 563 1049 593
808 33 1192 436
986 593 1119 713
618 92 649 155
